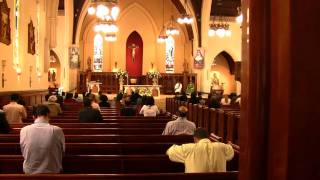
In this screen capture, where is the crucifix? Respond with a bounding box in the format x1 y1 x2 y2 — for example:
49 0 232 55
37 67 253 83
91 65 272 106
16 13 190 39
128 43 139 63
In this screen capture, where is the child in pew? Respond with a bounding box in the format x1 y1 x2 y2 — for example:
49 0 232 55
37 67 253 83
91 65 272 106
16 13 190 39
166 128 234 173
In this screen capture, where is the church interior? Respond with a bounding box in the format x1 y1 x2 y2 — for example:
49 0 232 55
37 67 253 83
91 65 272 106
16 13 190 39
0 0 319 179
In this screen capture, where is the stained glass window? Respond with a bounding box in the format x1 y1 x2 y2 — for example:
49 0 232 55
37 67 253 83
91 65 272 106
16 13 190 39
93 34 103 72
165 36 174 73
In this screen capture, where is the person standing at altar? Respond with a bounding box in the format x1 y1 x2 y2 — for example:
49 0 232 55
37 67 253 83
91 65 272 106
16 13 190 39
139 96 160 117
174 81 183 94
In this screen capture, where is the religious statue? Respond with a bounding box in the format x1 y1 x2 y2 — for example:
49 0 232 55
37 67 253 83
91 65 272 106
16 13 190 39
0 0 11 45
128 43 139 63
211 72 223 90
28 20 36 55
87 57 92 71
52 70 56 82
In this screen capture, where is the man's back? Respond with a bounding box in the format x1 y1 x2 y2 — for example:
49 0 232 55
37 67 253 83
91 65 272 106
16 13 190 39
162 118 196 135
3 102 27 124
78 107 103 123
20 120 65 174
167 139 234 173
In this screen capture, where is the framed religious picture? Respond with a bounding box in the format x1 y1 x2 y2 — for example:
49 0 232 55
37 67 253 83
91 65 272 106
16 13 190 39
69 46 80 69
194 47 205 69
28 20 36 55
0 0 11 45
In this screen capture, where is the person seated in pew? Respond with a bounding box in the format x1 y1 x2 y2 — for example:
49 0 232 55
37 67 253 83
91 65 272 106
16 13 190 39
3 93 27 124
139 96 160 117
78 98 103 123
99 95 110 107
0 110 11 134
166 128 234 173
20 105 65 174
73 93 83 103
120 98 137 116
64 92 76 103
188 92 199 104
88 94 101 111
162 106 196 135
180 91 188 102
43 95 62 117
221 94 231 106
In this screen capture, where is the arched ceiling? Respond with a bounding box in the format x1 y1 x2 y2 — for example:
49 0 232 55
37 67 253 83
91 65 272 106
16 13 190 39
211 0 241 17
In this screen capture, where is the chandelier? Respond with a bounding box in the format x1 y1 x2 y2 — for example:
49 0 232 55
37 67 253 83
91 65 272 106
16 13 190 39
208 16 232 38
88 0 120 21
157 0 168 43
235 7 243 24
105 34 117 42
166 15 180 36
177 0 193 24
94 19 119 33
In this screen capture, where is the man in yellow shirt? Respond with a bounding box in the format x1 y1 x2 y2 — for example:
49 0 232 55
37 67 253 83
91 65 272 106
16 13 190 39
166 128 234 173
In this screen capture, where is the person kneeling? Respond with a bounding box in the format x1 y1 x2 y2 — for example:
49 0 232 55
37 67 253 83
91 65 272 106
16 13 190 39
20 105 65 174
166 128 234 173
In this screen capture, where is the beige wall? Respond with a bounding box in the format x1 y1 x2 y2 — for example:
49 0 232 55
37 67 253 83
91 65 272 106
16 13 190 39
197 21 242 93
210 54 237 94
80 0 192 75
0 0 48 92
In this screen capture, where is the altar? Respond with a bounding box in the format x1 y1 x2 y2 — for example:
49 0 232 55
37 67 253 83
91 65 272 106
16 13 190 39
87 81 102 93
124 85 161 97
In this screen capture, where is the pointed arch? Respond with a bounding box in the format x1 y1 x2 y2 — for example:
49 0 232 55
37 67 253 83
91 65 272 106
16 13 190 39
126 31 143 76
213 51 236 74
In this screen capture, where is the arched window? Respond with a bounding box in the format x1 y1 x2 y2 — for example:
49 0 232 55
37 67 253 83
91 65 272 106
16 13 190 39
165 36 174 73
93 34 103 72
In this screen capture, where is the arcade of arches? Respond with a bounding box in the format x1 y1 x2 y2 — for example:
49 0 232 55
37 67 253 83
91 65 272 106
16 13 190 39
0 0 319 180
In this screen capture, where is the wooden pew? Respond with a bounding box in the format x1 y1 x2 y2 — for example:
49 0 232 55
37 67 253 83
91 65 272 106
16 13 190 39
10 123 167 129
0 135 194 143
23 119 171 124
10 128 164 135
0 155 185 174
0 172 238 180
0 143 176 155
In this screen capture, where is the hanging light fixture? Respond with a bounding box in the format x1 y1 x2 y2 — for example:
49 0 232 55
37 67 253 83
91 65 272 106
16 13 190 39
157 0 168 43
105 33 117 42
236 7 243 24
94 19 119 34
166 15 180 36
177 0 193 24
88 0 120 21
209 17 232 38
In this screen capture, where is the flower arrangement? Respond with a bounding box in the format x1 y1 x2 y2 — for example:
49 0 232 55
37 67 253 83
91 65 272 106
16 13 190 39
139 87 152 96
114 69 128 79
147 71 162 79
186 82 195 94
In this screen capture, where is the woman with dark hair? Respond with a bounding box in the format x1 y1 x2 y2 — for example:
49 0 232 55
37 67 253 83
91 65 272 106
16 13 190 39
99 95 110 107
139 96 160 117
188 92 198 104
0 110 11 134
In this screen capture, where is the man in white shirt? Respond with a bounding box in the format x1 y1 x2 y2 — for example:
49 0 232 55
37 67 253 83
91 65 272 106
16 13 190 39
3 93 27 124
167 128 234 173
162 106 196 135
20 105 65 174
174 82 182 94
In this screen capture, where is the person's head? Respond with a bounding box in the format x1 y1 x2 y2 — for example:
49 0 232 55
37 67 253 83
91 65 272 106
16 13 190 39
45 94 51 101
124 97 131 106
65 93 73 100
88 94 96 102
175 92 180 96
146 96 155 106
177 106 188 118
223 94 229 99
197 92 202 97
74 93 78 99
193 128 209 143
10 93 19 102
100 95 108 102
48 95 57 103
98 91 103 95
34 105 50 119
191 92 197 99
83 97 92 107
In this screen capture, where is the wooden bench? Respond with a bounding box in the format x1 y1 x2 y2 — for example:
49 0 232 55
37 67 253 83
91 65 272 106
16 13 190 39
0 135 194 143
10 123 167 129
0 172 238 180
22 119 171 124
0 155 185 174
10 128 164 135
